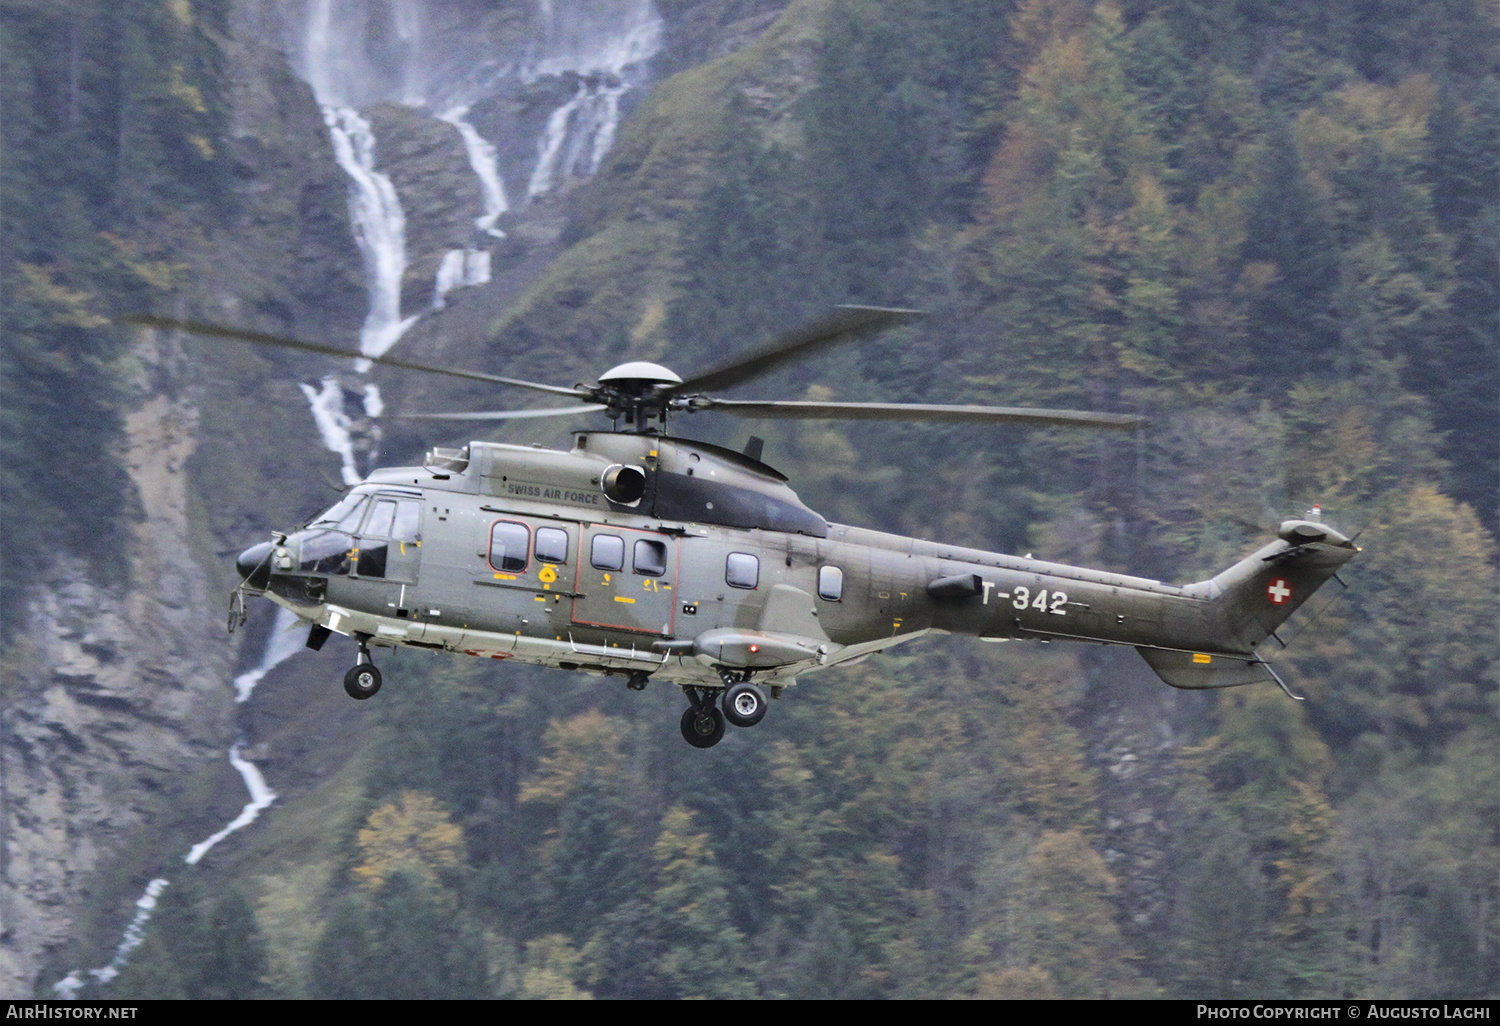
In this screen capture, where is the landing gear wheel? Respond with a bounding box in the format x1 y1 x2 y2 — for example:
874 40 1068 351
680 705 726 748
344 662 382 700
721 682 768 728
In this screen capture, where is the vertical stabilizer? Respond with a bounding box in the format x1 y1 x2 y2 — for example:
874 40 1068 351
1141 520 1359 690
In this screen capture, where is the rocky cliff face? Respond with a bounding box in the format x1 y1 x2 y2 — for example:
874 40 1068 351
3 361 234 995
1 6 364 995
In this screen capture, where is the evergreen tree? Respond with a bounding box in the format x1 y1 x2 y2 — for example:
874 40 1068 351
1238 122 1341 369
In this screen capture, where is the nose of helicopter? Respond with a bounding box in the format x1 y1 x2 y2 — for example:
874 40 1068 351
236 541 274 591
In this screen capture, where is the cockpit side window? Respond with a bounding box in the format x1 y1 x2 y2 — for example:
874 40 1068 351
391 500 421 543
309 492 369 531
297 531 354 575
364 499 398 540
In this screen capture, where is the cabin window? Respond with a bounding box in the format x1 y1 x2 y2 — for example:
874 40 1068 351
489 521 530 573
818 565 844 601
726 552 759 589
535 527 569 564
634 539 667 577
591 534 625 572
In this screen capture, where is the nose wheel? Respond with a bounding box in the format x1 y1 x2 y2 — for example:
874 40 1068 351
343 637 382 700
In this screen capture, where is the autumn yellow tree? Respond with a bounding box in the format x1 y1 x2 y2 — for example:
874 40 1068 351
352 790 465 891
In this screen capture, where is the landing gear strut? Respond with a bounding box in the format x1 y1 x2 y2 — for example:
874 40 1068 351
343 635 382 700
679 686 725 748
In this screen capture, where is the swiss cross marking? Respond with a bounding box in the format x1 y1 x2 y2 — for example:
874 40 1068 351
1266 578 1292 605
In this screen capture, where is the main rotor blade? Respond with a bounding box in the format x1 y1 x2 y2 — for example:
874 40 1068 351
697 398 1148 430
123 314 590 398
393 405 610 420
669 305 922 396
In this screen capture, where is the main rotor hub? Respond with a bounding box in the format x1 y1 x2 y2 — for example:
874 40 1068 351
594 362 686 429
597 361 682 394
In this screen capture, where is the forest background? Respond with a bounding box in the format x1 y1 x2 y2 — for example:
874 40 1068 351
2 0 1496 1000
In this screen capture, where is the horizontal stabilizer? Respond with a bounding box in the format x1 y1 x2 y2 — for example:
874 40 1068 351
1136 647 1276 690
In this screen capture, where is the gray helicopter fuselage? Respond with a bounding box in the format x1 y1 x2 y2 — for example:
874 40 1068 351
251 431 1356 692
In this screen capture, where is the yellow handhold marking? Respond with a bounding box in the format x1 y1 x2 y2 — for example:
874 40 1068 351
1193 653 1212 664
614 596 636 604
534 595 546 602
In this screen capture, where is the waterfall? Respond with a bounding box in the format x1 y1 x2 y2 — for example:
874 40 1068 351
54 619 290 998
323 106 419 363
299 376 365 486
234 605 306 703
525 0 662 198
529 0 663 81
53 879 169 997
53 737 280 997
53 3 666 998
433 248 492 309
438 104 509 238
295 0 423 483
183 745 279 866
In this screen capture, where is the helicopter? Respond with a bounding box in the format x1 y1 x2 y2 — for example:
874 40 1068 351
130 308 1359 748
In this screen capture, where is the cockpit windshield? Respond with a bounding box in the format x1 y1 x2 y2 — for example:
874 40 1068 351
307 490 372 531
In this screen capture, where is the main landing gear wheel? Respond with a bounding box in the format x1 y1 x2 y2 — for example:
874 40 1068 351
344 662 382 700
680 705 725 748
721 682 768 728
680 688 726 748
